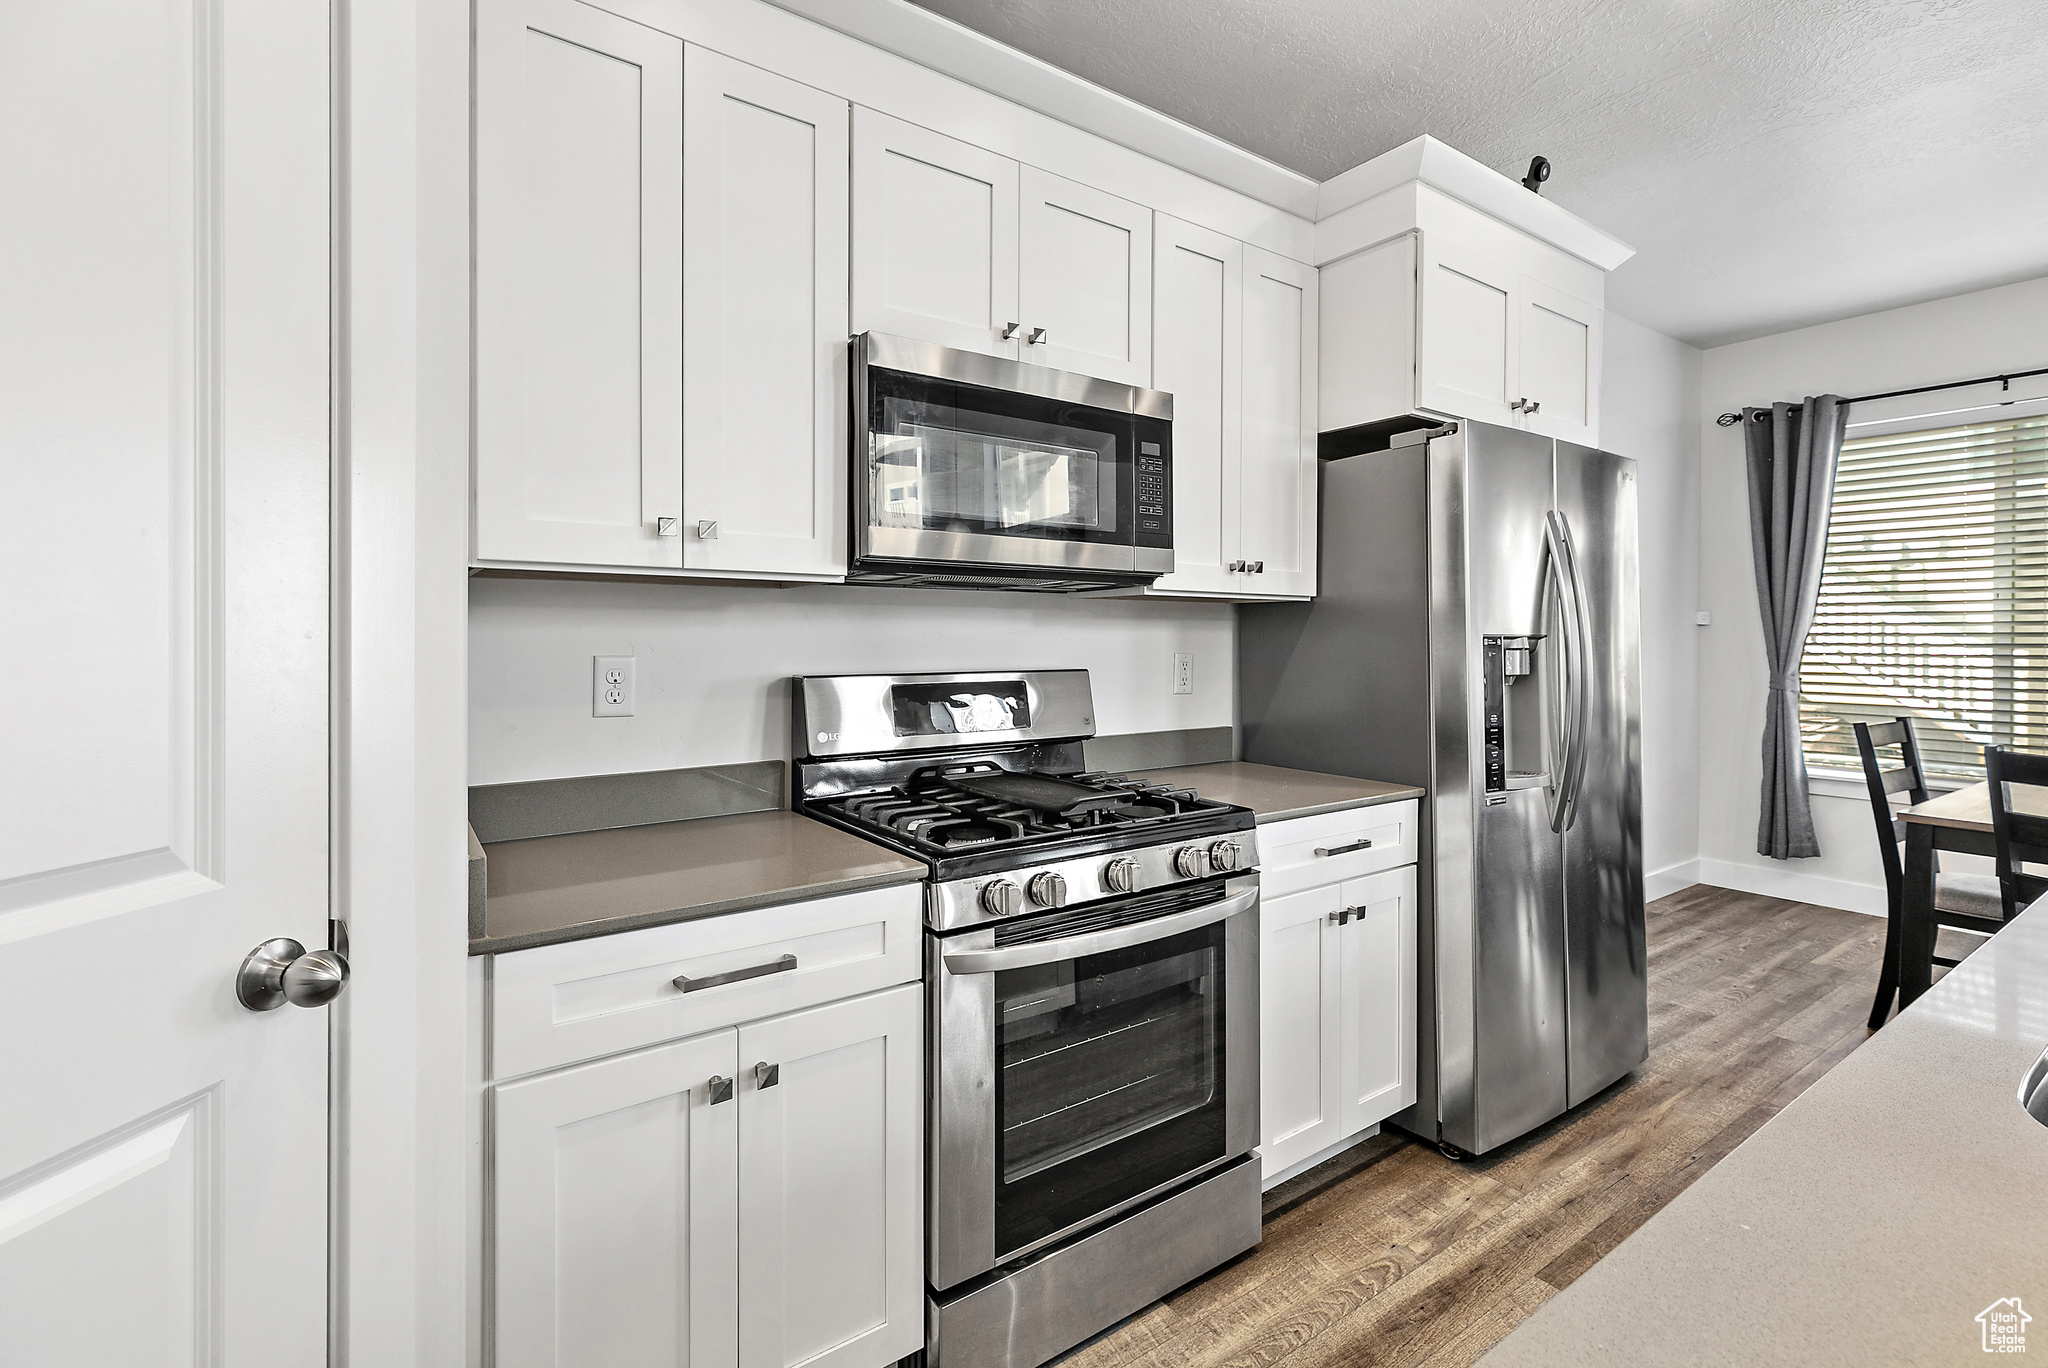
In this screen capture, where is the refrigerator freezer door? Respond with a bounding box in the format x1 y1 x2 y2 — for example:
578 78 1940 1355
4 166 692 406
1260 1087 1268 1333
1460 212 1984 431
1556 444 1647 1107
1441 422 1571 1154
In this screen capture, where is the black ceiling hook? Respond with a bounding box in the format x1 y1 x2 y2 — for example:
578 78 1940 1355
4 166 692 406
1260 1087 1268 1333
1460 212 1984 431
1522 156 1551 195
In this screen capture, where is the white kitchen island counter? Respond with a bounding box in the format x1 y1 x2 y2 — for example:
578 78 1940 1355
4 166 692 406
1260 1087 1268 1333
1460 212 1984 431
1481 896 2048 1366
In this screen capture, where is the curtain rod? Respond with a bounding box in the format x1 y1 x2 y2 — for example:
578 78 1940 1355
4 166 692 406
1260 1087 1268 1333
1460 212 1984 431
1714 364 2048 427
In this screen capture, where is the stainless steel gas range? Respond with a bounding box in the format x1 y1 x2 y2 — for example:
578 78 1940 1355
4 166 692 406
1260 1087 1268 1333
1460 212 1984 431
791 670 1263 1368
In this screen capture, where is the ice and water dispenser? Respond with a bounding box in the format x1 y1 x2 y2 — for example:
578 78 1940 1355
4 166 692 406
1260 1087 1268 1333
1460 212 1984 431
1482 634 1549 796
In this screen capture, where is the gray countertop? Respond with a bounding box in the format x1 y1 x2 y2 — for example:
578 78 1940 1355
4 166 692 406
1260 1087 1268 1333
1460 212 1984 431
473 809 924 955
1127 761 1424 823
1481 897 2048 1367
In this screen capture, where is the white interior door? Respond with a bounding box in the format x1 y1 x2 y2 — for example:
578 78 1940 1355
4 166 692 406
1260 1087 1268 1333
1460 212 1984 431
0 0 334 1360
1237 246 1319 598
1148 215 1242 595
682 46 849 579
1018 167 1153 385
474 0 684 569
850 108 1020 359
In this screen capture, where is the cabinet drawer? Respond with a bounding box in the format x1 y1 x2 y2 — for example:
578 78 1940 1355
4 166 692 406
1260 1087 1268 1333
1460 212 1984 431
491 882 923 1079
1258 801 1418 897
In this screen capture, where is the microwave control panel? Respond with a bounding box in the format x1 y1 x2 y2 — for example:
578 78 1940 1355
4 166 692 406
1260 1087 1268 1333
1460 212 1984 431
1133 419 1172 551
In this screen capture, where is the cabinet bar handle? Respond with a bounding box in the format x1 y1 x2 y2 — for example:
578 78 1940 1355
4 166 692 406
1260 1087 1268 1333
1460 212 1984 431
1313 838 1374 857
708 1075 734 1105
755 1061 780 1090
674 953 797 993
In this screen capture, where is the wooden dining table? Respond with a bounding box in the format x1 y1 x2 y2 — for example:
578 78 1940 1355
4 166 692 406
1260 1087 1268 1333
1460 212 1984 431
1877 780 2048 1020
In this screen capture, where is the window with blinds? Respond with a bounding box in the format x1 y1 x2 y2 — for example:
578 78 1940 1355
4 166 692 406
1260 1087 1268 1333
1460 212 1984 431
1799 412 2048 778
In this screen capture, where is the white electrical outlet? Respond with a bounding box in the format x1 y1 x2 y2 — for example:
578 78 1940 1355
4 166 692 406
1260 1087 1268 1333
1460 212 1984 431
1172 653 1194 696
593 656 635 717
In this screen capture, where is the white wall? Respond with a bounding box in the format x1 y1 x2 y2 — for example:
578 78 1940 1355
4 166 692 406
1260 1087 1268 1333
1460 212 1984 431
468 578 1236 784
1601 313 1704 900
1696 275 2048 913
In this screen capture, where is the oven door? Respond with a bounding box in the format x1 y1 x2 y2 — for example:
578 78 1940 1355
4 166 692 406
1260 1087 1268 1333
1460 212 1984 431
854 333 1172 583
928 875 1258 1291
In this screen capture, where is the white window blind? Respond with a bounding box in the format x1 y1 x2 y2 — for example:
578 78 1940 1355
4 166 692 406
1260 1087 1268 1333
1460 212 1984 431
1799 411 2048 778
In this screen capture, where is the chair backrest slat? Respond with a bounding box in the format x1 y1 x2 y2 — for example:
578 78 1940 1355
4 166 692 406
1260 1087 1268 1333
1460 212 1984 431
1855 717 1932 913
1986 746 2048 919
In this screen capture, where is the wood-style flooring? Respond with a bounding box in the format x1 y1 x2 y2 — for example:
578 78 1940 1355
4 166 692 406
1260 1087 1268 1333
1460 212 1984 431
1059 884 1927 1368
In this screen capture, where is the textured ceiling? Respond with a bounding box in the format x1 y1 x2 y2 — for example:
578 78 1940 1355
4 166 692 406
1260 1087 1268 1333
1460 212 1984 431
905 0 2048 347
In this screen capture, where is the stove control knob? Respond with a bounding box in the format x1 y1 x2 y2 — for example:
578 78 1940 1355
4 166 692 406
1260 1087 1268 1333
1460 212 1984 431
1207 839 1242 873
1103 857 1143 894
980 879 1023 918
1173 845 1208 879
1027 871 1068 909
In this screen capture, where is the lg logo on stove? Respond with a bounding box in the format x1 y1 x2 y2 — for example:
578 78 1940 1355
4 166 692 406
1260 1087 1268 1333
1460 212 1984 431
817 731 839 742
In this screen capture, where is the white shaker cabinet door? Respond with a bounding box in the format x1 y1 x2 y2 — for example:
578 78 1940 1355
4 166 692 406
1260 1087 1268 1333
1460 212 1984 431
1414 234 1518 429
851 109 1021 359
737 984 923 1368
494 1029 742 1368
1336 865 1419 1135
1258 883 1344 1181
1236 246 1319 599
1516 277 1602 447
1149 215 1242 595
682 47 850 578
475 0 683 568
1018 167 1154 386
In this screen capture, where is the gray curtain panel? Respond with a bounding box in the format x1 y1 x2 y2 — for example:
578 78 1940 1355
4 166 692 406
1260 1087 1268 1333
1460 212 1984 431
1743 396 1849 859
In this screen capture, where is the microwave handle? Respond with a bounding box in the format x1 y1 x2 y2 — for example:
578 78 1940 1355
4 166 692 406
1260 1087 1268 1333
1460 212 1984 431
941 885 1256 975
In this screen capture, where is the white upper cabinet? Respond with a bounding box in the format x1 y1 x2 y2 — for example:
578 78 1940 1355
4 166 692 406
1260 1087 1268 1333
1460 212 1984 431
682 47 850 578
852 110 1153 386
1514 276 1601 445
474 0 683 569
1237 246 1319 598
1324 227 1602 448
1017 167 1153 386
1416 233 1518 427
476 18 850 579
1133 218 1317 602
1148 216 1242 595
850 109 1020 360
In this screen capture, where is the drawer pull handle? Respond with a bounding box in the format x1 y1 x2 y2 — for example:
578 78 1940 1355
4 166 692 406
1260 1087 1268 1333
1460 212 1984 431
674 953 797 993
708 1075 734 1105
1314 839 1375 857
755 1061 780 1090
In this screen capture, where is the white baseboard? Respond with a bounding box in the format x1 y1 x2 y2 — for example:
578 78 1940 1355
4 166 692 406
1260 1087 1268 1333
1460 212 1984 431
1695 857 1886 917
1645 859 1702 903
1259 1125 1380 1191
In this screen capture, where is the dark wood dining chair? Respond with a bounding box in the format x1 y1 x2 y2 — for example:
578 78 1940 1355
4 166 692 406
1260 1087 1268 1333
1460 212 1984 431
1857 718 2005 1027
1986 746 2048 919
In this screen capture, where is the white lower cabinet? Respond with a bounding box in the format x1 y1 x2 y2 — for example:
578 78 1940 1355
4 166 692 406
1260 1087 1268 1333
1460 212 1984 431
491 981 923 1368
1257 857 1417 1184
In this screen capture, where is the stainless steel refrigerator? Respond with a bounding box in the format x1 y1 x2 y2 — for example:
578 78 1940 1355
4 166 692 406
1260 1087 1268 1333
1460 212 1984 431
1239 418 1645 1157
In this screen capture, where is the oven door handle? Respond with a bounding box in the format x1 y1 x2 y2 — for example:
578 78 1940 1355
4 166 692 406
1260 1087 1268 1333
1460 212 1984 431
940 887 1257 975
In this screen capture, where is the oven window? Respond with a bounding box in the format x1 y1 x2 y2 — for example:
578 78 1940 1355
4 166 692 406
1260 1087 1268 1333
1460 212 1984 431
867 372 1128 545
993 920 1228 1257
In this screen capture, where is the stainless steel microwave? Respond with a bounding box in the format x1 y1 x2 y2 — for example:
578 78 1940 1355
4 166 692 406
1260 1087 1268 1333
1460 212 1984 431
849 332 1173 591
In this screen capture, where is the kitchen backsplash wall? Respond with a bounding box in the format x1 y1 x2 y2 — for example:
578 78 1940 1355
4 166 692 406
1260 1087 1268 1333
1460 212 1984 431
468 577 1237 785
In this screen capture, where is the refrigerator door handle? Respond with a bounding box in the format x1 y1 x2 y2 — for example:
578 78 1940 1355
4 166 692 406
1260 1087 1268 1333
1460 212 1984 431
1547 510 1593 831
1543 511 1591 833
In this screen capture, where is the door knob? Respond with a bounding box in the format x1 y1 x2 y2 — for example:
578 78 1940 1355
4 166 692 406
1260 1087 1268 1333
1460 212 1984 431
1026 327 1047 345
1001 321 1021 340
237 937 350 1011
